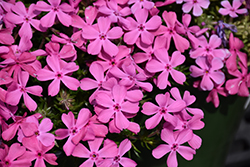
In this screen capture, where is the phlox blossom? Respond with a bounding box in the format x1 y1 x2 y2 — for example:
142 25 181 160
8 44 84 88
219 0 248 18
190 57 225 91
182 0 210 16
82 17 123 56
5 71 43 111
146 49 186 89
36 55 80 96
152 129 196 167
72 137 118 167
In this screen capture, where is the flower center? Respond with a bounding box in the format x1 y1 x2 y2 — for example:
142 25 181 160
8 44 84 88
138 24 145 31
114 155 120 162
90 152 99 160
165 64 171 71
193 0 197 3
171 143 178 151
70 127 78 135
160 107 167 114
37 152 42 157
113 103 121 111
35 131 40 136
53 7 59 12
56 72 63 79
5 160 10 165
99 33 106 40
19 86 26 93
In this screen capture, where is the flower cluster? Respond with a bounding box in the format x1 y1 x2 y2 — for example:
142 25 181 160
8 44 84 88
0 0 249 167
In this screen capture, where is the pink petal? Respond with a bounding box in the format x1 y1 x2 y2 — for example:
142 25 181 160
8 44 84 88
57 10 72 27
200 75 214 91
98 17 111 34
43 153 58 165
157 70 170 89
182 2 193 13
62 112 75 129
188 134 202 149
23 93 37 111
48 79 60 96
48 0 60 7
75 108 91 128
82 25 99 39
5 89 22 106
40 11 56 27
178 145 195 160
152 144 171 159
36 69 55 81
61 75 80 90
172 33 189 52
55 129 69 140
124 29 141 45
107 27 123 39
167 151 178 167
39 118 53 132
145 15 162 30
146 59 165 73
121 101 139 114
208 35 221 49
219 8 230 15
118 139 131 156
156 93 169 107
26 86 43 96
98 108 115 123
115 111 130 129
170 69 186 84
72 143 90 158
145 113 162 129
209 71 225 84
80 78 98 90
7 143 26 161
38 133 55 146
103 39 119 56
193 4 203 16
141 30 154 45
142 102 159 115
88 39 102 55
96 92 114 107
119 157 137 167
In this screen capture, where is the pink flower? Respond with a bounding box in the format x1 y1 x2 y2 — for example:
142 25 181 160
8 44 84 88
226 61 250 97
72 138 118 167
99 139 137 167
0 143 32 167
226 33 247 71
190 34 227 60
2 113 39 141
182 0 210 16
146 49 186 89
206 83 227 108
98 0 131 28
18 116 55 147
21 136 58 167
124 8 161 45
45 42 76 61
5 71 43 111
190 57 225 91
128 0 155 13
36 55 80 96
0 28 14 45
95 84 140 130
35 0 74 27
82 17 123 56
5 2 45 39
157 11 190 52
152 129 196 167
142 92 186 129
219 0 248 18
55 108 91 156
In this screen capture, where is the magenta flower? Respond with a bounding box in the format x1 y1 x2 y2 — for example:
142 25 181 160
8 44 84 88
226 33 248 71
80 62 107 103
18 116 55 147
142 92 186 129
226 61 250 97
21 136 58 167
55 108 91 156
5 2 45 39
206 83 227 108
82 17 123 56
153 129 196 167
124 8 161 45
190 57 225 91
98 0 131 28
99 139 137 167
146 49 186 89
182 0 210 16
128 0 155 13
5 71 43 111
170 87 204 119
157 11 190 52
95 84 140 130
219 0 248 18
2 113 39 141
190 34 227 60
72 138 118 167
35 0 74 27
45 42 76 61
36 55 80 96
0 143 32 167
